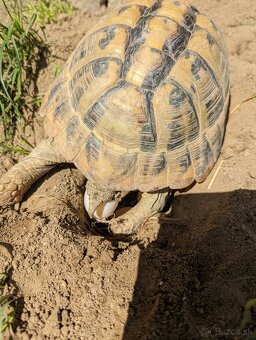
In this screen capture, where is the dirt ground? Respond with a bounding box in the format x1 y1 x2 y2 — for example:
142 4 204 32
1 0 256 339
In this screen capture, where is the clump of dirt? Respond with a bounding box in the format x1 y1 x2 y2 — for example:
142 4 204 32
1 0 256 339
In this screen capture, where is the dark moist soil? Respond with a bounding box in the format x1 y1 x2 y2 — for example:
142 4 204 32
1 0 256 339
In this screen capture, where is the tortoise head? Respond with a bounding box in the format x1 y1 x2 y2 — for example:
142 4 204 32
84 180 121 220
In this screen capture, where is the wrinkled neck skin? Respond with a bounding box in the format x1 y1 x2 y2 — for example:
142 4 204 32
84 180 126 220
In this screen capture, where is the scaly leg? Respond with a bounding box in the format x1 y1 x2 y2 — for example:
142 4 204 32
0 139 65 207
109 188 171 235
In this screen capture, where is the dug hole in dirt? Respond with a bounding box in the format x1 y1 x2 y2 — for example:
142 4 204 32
1 0 256 339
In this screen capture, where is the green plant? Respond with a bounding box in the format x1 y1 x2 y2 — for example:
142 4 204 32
0 0 43 144
239 298 256 339
53 62 61 77
0 274 15 338
27 0 73 25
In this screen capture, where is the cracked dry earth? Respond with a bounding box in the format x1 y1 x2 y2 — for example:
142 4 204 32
1 0 256 339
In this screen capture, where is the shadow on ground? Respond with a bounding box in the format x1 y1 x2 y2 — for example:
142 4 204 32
123 189 256 340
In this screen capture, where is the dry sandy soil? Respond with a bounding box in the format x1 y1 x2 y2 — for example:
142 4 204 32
1 0 256 339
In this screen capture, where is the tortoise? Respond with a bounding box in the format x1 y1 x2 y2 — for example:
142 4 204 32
0 0 229 235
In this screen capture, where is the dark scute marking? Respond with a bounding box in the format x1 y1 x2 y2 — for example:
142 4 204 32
167 78 200 142
153 152 167 176
72 47 86 68
191 55 207 81
71 58 122 86
99 26 116 50
163 25 191 59
142 51 174 90
54 102 68 120
71 66 84 86
152 46 164 53
174 1 181 6
205 95 224 127
92 59 109 77
79 50 86 59
115 79 129 88
224 79 230 99
190 5 199 14
86 133 101 163
122 1 163 78
197 135 214 176
141 124 157 152
167 120 185 150
189 50 225 126
184 50 190 59
119 5 147 15
83 80 126 130
169 86 187 109
208 16 222 35
144 1 161 16
66 117 79 143
142 152 166 176
189 50 220 87
204 136 214 163
138 5 148 15
187 111 200 141
212 124 223 154
141 91 157 152
118 154 137 177
71 86 84 111
122 43 141 77
183 10 197 31
207 32 215 45
69 40 88 70
205 99 213 109
191 84 196 93
47 82 63 103
118 5 132 13
122 16 150 78
143 162 149 176
83 101 105 130
179 151 192 172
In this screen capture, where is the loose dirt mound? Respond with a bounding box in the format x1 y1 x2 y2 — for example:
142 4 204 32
1 1 256 339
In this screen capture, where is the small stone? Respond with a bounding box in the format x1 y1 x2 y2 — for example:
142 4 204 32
61 309 70 325
2 192 10 200
30 314 39 323
0 177 10 184
2 158 14 170
249 171 256 179
61 326 70 336
7 182 17 191
61 280 67 287
16 178 23 185
34 257 40 265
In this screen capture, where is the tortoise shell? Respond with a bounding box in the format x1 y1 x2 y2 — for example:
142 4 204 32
40 0 229 192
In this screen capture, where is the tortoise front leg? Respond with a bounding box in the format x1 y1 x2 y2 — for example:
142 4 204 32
0 139 65 207
109 188 171 235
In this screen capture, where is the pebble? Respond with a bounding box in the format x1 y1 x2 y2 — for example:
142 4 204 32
249 171 256 179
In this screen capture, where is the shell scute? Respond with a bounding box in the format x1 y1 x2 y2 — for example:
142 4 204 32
70 57 122 115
